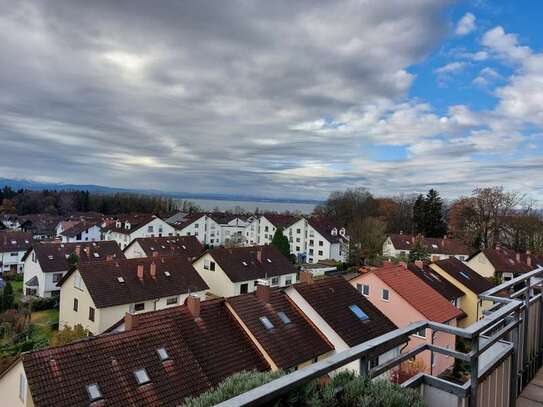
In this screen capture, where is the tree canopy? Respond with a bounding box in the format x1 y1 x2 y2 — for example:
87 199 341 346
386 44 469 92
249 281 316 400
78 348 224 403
413 189 447 238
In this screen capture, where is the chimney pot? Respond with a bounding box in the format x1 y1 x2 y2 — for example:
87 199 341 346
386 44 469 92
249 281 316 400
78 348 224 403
411 236 415 243
256 280 271 303
150 262 157 279
399 261 407 269
527 256 532 268
75 245 81 257
125 312 139 330
516 253 521 262
414 260 424 269
186 294 201 318
256 249 262 263
152 251 159 257
137 264 144 281
299 270 313 284
526 250 531 255
106 255 113 261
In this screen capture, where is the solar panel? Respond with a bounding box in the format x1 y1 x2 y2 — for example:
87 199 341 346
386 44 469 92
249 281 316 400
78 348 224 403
349 304 369 321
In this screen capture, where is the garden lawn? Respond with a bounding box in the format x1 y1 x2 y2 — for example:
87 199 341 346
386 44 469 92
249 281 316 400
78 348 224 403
30 309 59 342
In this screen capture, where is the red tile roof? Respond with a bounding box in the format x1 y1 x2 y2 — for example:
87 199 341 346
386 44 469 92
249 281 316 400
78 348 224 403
292 277 403 348
388 234 470 256
476 248 536 274
71 257 208 308
205 245 297 283
374 264 464 323
226 288 333 369
407 262 465 301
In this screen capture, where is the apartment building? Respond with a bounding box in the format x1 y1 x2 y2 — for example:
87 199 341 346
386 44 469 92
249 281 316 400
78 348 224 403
123 235 204 261
103 214 175 249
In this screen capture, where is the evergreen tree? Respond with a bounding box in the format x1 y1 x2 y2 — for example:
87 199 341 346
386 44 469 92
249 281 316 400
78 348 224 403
2 282 14 310
67 253 80 271
271 227 291 259
408 238 430 262
412 189 447 238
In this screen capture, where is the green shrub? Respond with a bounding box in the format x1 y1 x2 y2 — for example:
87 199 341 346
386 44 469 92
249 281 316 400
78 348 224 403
182 370 426 407
30 297 58 312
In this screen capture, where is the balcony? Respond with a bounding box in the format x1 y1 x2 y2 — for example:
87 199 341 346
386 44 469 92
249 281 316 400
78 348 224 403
214 266 543 407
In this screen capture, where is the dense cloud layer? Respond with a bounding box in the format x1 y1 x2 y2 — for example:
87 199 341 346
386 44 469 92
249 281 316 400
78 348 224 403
0 1 541 200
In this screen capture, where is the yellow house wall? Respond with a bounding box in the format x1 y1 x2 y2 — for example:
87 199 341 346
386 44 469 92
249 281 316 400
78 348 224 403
429 263 493 328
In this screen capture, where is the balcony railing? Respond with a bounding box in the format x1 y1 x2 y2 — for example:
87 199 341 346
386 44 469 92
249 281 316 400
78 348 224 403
216 266 543 407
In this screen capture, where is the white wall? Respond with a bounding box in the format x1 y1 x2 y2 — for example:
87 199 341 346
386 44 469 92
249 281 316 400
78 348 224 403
61 225 102 243
22 251 64 298
106 218 175 249
0 361 33 407
0 249 27 273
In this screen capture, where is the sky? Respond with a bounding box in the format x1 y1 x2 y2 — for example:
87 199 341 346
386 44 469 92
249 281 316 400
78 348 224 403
0 0 542 201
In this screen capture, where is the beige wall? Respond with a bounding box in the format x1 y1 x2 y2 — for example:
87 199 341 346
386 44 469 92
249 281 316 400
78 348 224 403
123 241 147 259
466 252 496 279
60 269 205 334
0 360 33 407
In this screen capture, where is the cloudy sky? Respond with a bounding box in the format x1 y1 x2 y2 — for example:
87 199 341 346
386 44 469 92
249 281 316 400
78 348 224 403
1 0 542 201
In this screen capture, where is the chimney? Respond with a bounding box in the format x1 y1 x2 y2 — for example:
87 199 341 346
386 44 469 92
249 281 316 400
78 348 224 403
255 280 270 303
186 294 201 318
152 251 159 258
411 236 415 244
527 256 532 268
414 260 424 270
516 253 521 262
526 250 531 255
125 312 139 330
150 262 157 279
399 261 407 269
299 270 313 284
75 245 81 257
106 255 113 261
399 231 403 235
137 264 144 281
256 249 262 263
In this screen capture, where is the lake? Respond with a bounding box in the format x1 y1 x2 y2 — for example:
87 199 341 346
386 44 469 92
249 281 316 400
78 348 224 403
176 198 318 214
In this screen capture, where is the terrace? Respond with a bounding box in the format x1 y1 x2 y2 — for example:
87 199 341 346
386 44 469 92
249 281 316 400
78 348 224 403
215 266 543 407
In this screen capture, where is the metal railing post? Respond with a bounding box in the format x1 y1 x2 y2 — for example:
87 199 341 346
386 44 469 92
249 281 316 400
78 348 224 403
510 312 520 407
469 336 479 407
539 283 543 367
523 276 531 385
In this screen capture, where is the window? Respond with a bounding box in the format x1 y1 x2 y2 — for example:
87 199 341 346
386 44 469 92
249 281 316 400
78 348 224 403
309 249 314 255
134 368 151 385
296 237 300 242
265 226 269 232
134 302 145 312
147 226 154 233
32 252 36 262
414 328 426 338
349 304 369 320
285 278 292 285
296 228 301 234
73 298 79 312
209 261 215 271
459 271 471 280
240 283 248 294
10 252 17 257
259 316 274 330
270 277 279 286
52 273 63 283
86 384 102 402
318 241 323 246
88 307 95 322
309 239 314 246
381 289 390 301
19 373 27 402
74 273 83 290
318 250 323 256
166 297 177 305
357 284 369 296
277 311 291 325
157 347 170 361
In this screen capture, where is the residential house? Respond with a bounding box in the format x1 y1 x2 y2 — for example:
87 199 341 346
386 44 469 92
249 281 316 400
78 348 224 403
103 214 175 249
55 220 81 237
22 241 124 297
193 245 298 297
0 296 267 407
124 235 204 261
58 256 209 335
164 211 188 224
430 258 495 327
226 282 334 370
466 247 540 282
256 214 300 246
351 263 463 376
19 214 63 240
285 274 405 375
383 233 470 261
58 221 102 243
407 261 465 309
0 231 32 275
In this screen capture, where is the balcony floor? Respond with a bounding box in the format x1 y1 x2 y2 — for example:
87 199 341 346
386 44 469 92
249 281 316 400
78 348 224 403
518 368 543 406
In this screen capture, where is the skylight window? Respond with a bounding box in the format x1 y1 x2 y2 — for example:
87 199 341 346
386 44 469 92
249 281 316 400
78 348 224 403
459 271 471 280
277 312 291 325
432 244 438 249
48 255 54 260
11 240 16 244
266 258 272 263
93 252 100 258
134 368 150 385
157 347 170 361
259 316 274 330
86 383 102 401
349 304 369 321
117 277 125 283
181 245 186 250
24 240 29 244
164 271 171 277
242 261 248 266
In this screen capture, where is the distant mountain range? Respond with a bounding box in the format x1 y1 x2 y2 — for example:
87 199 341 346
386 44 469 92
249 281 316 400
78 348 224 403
0 178 321 205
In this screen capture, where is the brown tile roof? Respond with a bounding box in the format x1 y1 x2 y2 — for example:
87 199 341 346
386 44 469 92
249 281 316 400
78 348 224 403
434 258 495 294
31 241 125 273
206 245 297 283
127 236 204 260
407 263 465 301
0 231 32 253
389 234 470 256
22 321 212 407
261 213 300 229
103 214 158 234
476 248 536 274
307 218 345 244
132 298 269 386
74 257 209 308
59 221 101 238
374 264 464 323
170 212 205 230
293 277 402 348
226 288 333 369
